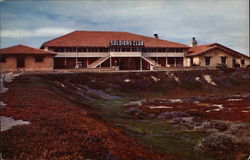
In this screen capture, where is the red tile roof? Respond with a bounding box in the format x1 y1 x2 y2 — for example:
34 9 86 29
41 31 189 48
187 43 249 58
0 45 56 55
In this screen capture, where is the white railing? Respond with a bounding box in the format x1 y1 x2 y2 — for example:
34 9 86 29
142 52 184 57
55 52 109 57
110 52 141 57
54 52 184 58
88 56 110 68
141 57 160 66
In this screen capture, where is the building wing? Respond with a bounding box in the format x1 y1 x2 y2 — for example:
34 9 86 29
0 45 56 55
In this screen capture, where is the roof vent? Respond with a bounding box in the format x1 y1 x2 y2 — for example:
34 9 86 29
154 34 159 39
189 37 198 47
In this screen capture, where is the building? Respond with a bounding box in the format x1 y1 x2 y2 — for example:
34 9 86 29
1 31 249 72
186 39 249 68
41 31 189 70
0 45 56 72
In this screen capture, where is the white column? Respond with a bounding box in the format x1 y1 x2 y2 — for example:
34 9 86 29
75 47 79 68
165 57 167 67
64 57 67 67
87 58 89 68
110 57 112 68
174 57 177 67
140 57 142 70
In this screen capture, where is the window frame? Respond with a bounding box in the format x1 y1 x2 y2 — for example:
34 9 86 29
205 57 211 66
241 59 245 65
220 56 227 65
34 56 44 63
0 55 6 63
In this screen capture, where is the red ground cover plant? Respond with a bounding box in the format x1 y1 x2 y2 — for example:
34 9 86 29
0 76 171 160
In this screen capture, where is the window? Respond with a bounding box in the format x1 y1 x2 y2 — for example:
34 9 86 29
114 48 120 52
221 57 227 64
131 48 137 52
88 48 98 52
205 57 211 66
241 59 245 65
232 59 236 66
17 56 25 68
0 55 6 63
98 48 108 52
35 56 44 62
65 47 76 52
77 48 87 52
168 48 174 52
59 48 65 52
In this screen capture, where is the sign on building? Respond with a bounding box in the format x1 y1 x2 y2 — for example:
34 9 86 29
110 40 144 46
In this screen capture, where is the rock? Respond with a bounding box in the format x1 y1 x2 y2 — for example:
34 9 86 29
0 101 7 108
197 120 229 132
182 117 195 124
172 111 190 117
157 111 190 119
124 79 130 83
125 107 142 115
3 72 20 83
157 112 173 119
147 114 156 119
182 97 199 103
170 117 184 124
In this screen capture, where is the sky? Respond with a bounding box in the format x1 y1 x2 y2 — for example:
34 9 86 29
0 0 249 56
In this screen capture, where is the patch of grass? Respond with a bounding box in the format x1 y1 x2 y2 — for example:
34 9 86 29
113 119 210 160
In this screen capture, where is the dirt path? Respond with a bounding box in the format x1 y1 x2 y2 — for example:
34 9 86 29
0 75 170 160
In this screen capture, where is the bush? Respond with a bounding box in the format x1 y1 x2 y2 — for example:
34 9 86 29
194 133 238 154
215 63 227 71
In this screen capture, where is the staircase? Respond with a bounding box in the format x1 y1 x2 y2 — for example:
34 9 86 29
88 56 110 68
141 56 161 67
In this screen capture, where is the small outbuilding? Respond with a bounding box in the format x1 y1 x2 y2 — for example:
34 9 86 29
0 45 56 72
186 42 249 68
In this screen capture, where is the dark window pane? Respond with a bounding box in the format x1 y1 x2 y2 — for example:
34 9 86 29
205 57 211 66
0 55 6 63
35 56 44 62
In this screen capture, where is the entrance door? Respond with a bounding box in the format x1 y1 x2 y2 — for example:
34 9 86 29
16 56 25 68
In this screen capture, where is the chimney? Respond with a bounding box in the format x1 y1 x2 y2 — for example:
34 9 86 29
154 34 159 39
189 37 198 47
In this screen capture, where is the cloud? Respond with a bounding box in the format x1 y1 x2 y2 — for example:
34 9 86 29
1 27 73 38
0 0 249 55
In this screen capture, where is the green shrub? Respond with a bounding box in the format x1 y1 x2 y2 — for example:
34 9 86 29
215 63 227 71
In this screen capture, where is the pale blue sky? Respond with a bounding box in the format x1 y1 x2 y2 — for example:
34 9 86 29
0 0 249 55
